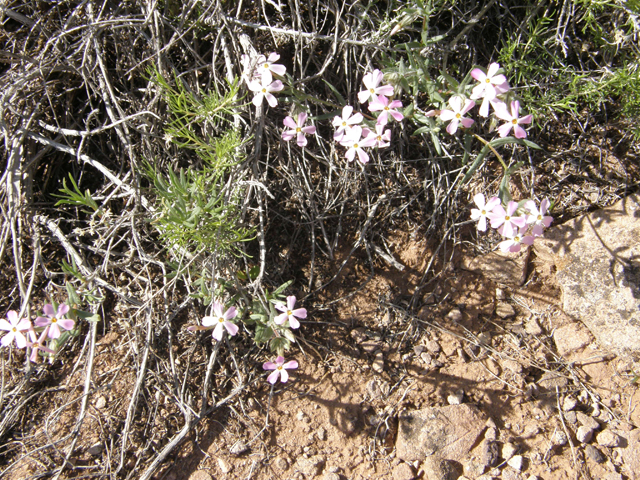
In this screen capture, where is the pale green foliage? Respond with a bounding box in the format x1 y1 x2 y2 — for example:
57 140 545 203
145 68 253 256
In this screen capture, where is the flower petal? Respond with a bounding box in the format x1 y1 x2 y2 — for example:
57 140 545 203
263 361 277 370
283 116 297 129
267 370 280 384
274 313 288 325
288 316 300 329
279 368 289 383
223 307 237 320
58 319 75 331
212 323 224 341
224 321 239 337
291 308 307 319
57 304 70 316
43 304 55 317
283 360 298 370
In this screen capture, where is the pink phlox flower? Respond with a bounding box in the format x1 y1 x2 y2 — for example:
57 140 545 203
35 303 74 339
282 112 316 147
340 126 377 164
525 198 553 236
439 96 475 135
0 310 32 348
358 69 395 104
470 194 501 232
470 63 510 117
494 100 533 138
274 295 307 329
365 123 391 148
202 302 239 341
254 52 287 84
248 76 284 108
263 356 299 384
487 200 527 238
368 95 404 125
498 226 535 253
332 105 363 142
27 327 56 363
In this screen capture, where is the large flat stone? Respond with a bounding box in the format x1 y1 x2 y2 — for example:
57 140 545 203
534 195 640 355
396 404 487 462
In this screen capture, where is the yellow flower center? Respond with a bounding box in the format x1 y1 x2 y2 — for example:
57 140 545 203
342 121 347 127
263 63 269 69
514 235 521 242
218 317 225 324
377 135 382 141
384 106 390 111
295 127 301 133
485 78 491 83
287 310 293 316
481 209 486 215
537 214 543 221
369 88 375 94
52 317 58 324
505 215 511 221
354 143 359 149
12 327 17 332
455 113 461 119
511 119 518 125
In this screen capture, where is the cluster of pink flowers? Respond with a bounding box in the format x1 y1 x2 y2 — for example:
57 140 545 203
427 63 533 138
193 295 306 384
0 303 75 363
331 69 404 164
245 52 286 108
471 194 553 253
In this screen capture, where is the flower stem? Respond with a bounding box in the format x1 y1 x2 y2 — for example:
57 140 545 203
473 134 508 171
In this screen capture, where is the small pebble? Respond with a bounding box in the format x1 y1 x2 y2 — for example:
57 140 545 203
551 430 568 447
502 442 518 460
426 340 441 354
563 396 578 412
576 426 594 444
372 351 385 373
95 396 106 409
584 444 605 463
229 441 248 455
477 332 492 345
507 455 523 471
316 427 326 441
564 411 577 424
446 308 463 323
596 430 621 447
496 303 516 319
217 458 232 474
447 389 464 405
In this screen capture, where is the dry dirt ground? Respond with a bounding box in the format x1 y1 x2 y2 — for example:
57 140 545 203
146 232 639 480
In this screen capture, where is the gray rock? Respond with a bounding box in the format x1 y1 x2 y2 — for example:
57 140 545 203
553 323 593 356
392 462 415 480
87 443 103 456
533 194 640 355
507 455 524 471
421 456 458 480
316 427 326 441
447 389 464 405
596 430 621 447
275 457 289 471
537 371 569 389
496 303 517 319
372 351 385 373
295 455 325 477
577 425 594 443
396 405 487 462
525 317 543 335
426 340 441 354
502 442 518 460
576 412 600 431
229 440 248 455
462 248 530 286
551 430 568 447
563 396 578 412
584 444 605 463
564 411 577 424
479 440 500 467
